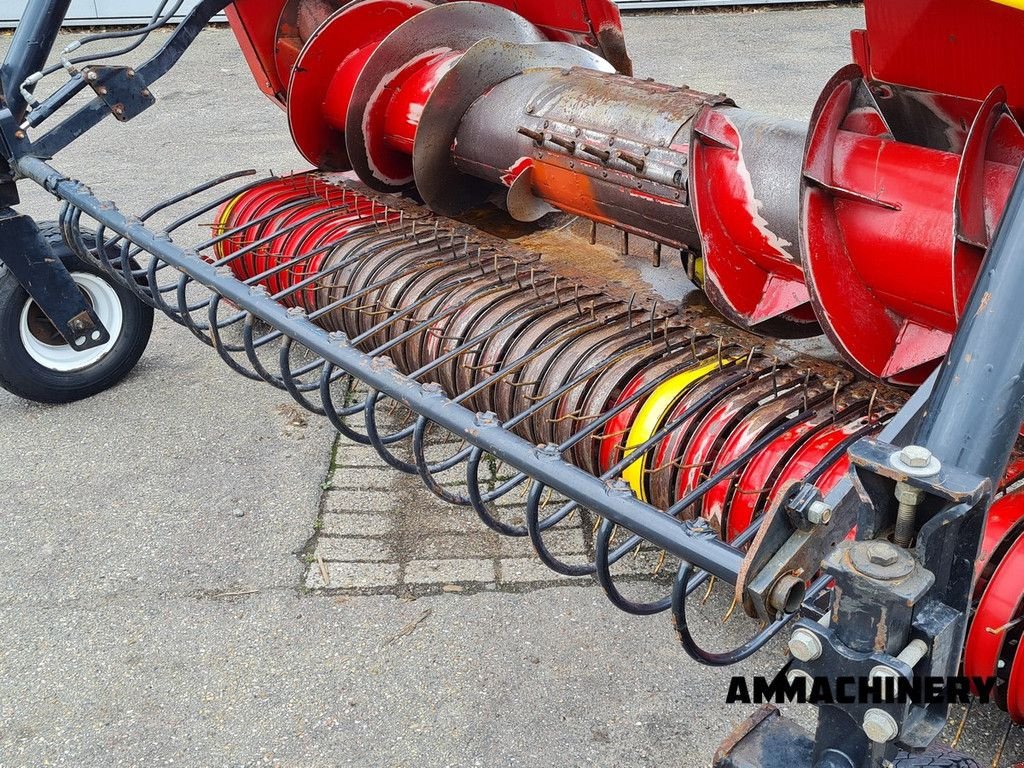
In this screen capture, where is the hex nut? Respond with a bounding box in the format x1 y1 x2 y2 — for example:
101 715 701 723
899 445 933 468
807 500 833 525
788 628 823 662
863 708 899 743
894 481 925 506
867 542 899 567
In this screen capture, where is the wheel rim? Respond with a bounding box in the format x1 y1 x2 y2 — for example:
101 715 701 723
19 272 124 373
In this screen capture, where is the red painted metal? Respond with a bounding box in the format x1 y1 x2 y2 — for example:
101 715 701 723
965 525 1024 692
802 67 1024 386
852 0 1024 121
287 0 432 171
976 491 1024 580
690 107 816 337
363 48 463 186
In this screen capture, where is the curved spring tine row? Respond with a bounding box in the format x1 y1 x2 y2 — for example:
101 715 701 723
51 171 906 671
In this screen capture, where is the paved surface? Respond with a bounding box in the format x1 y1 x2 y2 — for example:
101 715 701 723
1 7 1022 767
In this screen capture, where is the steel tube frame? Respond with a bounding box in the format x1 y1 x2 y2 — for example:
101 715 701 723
0 0 72 121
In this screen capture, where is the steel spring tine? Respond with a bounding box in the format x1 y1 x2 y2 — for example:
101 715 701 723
553 341 733 458
663 402 822 519
369 278 532 385
525 475 595 576
174 267 228 344
362 385 419 474
523 369 752 581
495 341 727 531
589 380 812 613
236 228 419 347
441 316 611 409
206 292 266 382
114 171 267 280
581 367 753 484
263 227 403 331
411 414 476 505
223 203 365 285
464 446 532 536
279 331 329 415
304 242 454 327
411 340 632 502
593 515 672 614
241 307 290 389
299 225 444 324
802 417 889 488
498 348 631 432
355 266 551 364
672 563 793 666
319 355 375 445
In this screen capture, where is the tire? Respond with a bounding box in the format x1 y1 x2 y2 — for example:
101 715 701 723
893 745 980 768
0 222 154 404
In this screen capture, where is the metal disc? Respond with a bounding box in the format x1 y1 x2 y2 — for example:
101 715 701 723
415 38 614 216
505 167 556 222
288 0 431 171
346 2 546 193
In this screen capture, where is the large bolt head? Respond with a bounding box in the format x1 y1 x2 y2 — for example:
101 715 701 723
867 542 900 567
863 708 899 743
788 627 823 662
899 445 933 468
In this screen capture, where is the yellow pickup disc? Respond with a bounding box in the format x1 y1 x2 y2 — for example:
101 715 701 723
213 193 245 259
621 357 735 502
992 0 1024 8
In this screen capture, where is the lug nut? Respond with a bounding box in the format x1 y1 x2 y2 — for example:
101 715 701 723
788 627 823 662
863 708 899 743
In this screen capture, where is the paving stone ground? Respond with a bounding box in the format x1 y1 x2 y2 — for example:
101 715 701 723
305 433 593 596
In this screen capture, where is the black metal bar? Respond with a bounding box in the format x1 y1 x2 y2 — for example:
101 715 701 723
0 0 73 121
916 168 1024 482
0 208 109 348
14 153 746 582
28 0 231 159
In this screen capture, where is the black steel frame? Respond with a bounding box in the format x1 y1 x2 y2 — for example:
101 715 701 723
3 3 1024 767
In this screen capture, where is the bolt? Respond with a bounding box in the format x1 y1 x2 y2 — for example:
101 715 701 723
894 481 925 547
867 541 899 567
899 445 933 468
871 638 930 681
807 500 832 525
786 668 812 695
863 708 899 743
788 628 823 662
86 70 97 81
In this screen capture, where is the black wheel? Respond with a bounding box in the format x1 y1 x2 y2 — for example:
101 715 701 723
0 223 154 404
893 745 980 768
